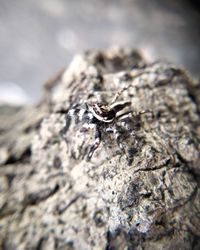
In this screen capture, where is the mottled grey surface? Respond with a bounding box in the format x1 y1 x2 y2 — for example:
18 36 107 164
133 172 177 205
0 48 199 250
0 0 200 102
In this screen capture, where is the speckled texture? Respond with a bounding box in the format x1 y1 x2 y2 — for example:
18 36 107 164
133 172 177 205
0 48 200 249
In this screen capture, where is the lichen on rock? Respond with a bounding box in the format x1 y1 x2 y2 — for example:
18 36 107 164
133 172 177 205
0 48 200 249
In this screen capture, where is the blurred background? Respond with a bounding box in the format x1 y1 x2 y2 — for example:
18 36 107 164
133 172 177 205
0 0 200 105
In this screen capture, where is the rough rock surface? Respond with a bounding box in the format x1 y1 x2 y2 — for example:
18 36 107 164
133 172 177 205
0 48 200 250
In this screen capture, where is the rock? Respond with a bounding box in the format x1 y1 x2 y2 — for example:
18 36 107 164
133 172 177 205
0 48 199 249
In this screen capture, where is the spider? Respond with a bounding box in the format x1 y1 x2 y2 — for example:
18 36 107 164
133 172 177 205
64 71 154 163
67 98 149 163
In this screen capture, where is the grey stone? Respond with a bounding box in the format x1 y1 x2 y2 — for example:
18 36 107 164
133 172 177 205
0 48 199 249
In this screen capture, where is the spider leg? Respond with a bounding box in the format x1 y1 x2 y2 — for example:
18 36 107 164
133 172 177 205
116 110 133 120
87 126 101 161
117 109 152 120
110 71 151 105
134 109 152 116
